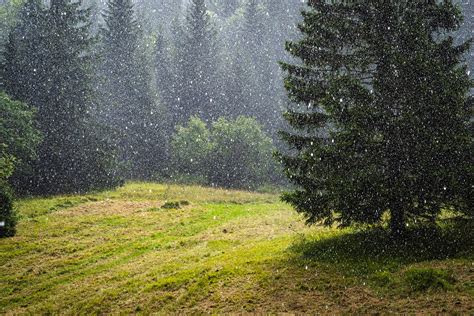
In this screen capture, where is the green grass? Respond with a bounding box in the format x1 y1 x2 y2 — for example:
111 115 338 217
0 182 472 314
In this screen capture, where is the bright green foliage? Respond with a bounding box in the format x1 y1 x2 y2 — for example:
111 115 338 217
171 116 276 189
171 116 214 181
0 92 41 183
0 154 15 181
0 93 40 237
0 151 15 237
279 1 473 234
210 116 275 189
2 0 121 195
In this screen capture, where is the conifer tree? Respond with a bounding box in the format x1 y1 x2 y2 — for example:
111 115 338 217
2 0 44 103
154 32 174 133
240 0 271 123
230 0 288 134
208 0 240 18
100 0 166 179
224 52 251 118
458 0 474 71
279 1 473 235
3 0 120 194
220 0 267 124
175 0 220 123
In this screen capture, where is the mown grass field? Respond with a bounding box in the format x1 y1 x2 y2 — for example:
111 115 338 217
0 183 472 314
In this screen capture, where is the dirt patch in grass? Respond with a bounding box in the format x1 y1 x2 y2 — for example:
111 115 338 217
56 200 160 216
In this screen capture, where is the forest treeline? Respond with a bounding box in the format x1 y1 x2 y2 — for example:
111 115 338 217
0 0 303 197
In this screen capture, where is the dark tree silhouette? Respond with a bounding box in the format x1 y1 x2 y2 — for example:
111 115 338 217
100 0 166 179
3 0 120 194
279 1 473 235
174 0 220 124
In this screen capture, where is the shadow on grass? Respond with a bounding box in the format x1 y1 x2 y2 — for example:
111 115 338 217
290 219 473 274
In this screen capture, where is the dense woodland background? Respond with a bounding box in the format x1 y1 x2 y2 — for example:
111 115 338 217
0 0 309 195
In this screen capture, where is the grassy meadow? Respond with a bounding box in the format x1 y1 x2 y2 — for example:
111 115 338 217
0 183 472 314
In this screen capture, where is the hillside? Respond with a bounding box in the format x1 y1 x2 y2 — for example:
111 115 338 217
0 183 472 314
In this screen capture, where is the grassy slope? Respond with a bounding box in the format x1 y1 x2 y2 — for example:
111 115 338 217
0 183 472 314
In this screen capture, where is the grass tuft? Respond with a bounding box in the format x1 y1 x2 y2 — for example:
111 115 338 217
161 201 181 209
403 268 456 292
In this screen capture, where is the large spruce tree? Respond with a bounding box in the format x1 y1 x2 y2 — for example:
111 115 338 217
2 0 120 194
100 0 166 179
279 1 473 235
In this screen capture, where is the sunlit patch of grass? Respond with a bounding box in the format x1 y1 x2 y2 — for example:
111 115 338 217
15 196 95 219
1 183 472 314
15 182 278 219
1 183 304 314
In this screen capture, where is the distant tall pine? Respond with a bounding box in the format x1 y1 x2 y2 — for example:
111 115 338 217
174 0 220 124
154 31 174 136
100 0 167 179
279 0 473 235
223 0 265 120
1 0 44 103
2 0 121 194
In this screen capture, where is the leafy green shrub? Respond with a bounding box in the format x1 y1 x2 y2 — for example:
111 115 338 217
403 268 455 292
210 116 275 189
0 152 15 181
170 116 277 189
162 201 181 209
0 93 42 237
0 181 17 238
170 117 214 180
0 93 41 188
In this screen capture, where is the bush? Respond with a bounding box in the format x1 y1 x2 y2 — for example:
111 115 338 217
403 268 455 292
0 181 16 238
162 201 181 209
170 116 277 189
210 116 275 189
0 93 41 237
170 117 214 180
0 92 41 188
